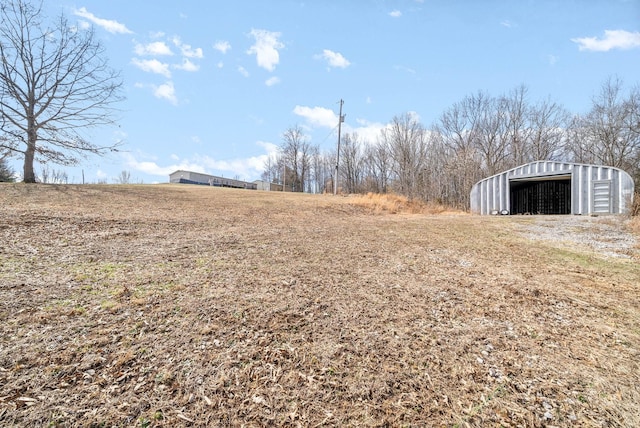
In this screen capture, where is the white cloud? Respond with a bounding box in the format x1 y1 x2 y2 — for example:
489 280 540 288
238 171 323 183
247 29 284 71
134 41 173 56
131 58 172 78
217 61 224 69
265 76 281 86
256 140 279 156
153 81 178 105
501 20 515 28
347 118 386 145
125 155 203 177
572 30 640 52
316 49 351 69
547 54 559 66
174 58 199 72
171 36 204 58
96 169 108 178
390 10 402 18
124 141 276 180
238 66 249 77
293 105 338 128
73 7 133 34
214 41 231 54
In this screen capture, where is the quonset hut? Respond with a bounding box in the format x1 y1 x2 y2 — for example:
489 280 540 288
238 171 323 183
470 161 635 215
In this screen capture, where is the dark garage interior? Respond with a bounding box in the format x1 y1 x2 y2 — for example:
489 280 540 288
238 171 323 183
509 178 571 215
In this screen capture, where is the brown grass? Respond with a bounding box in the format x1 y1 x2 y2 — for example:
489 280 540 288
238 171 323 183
351 192 464 215
1 183 639 427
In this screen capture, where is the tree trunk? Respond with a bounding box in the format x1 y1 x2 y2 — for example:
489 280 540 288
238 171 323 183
23 122 37 183
23 144 36 183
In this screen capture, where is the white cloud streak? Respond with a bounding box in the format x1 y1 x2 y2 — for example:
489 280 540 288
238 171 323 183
153 81 178 105
389 10 402 18
572 30 640 52
131 58 172 78
134 41 173 56
238 66 249 77
74 7 133 34
247 29 284 71
265 76 281 86
171 36 204 58
293 106 338 128
214 41 231 54
316 49 351 69
173 58 199 72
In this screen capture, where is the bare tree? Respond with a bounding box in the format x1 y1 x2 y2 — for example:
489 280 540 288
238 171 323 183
280 125 316 192
39 166 68 184
261 154 280 185
363 139 392 194
564 77 640 184
382 113 429 199
0 0 124 183
586 77 640 171
115 170 131 184
339 132 366 194
471 92 511 176
503 85 532 166
527 97 570 162
434 100 484 208
563 115 596 164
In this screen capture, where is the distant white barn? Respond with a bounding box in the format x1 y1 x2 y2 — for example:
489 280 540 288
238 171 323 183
470 161 635 215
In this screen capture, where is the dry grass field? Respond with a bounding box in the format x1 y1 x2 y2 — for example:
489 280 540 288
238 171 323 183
1 184 639 427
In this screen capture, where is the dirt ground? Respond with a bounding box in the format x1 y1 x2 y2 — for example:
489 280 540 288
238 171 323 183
1 184 639 427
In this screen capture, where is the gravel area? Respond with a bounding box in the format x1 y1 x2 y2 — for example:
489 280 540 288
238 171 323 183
511 215 639 259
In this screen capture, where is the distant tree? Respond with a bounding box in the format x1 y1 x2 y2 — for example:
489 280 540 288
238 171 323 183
339 132 366 194
0 152 15 182
569 77 640 178
0 0 124 183
115 170 131 184
280 125 316 192
526 97 570 162
39 166 68 184
363 139 392 194
381 113 430 200
312 148 334 194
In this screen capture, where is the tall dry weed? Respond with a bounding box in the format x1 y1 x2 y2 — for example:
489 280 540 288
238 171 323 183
631 192 640 217
628 192 640 236
351 192 461 215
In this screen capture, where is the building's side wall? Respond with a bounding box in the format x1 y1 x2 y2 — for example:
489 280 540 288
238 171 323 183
471 161 635 215
169 170 258 189
571 164 635 215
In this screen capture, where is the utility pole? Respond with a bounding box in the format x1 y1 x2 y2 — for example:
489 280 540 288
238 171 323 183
334 99 344 195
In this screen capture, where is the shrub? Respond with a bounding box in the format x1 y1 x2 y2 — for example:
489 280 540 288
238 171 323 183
0 156 15 182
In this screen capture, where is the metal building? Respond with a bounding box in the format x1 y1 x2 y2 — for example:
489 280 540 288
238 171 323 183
169 170 257 190
470 161 635 215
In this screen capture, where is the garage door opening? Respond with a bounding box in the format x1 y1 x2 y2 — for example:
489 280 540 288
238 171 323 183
509 178 571 215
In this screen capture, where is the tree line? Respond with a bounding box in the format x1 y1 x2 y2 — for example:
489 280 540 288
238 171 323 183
264 78 640 209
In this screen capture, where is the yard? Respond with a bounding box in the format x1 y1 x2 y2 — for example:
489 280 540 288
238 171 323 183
1 184 638 427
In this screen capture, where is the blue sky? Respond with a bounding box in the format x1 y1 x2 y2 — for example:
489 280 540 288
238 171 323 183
13 0 640 183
